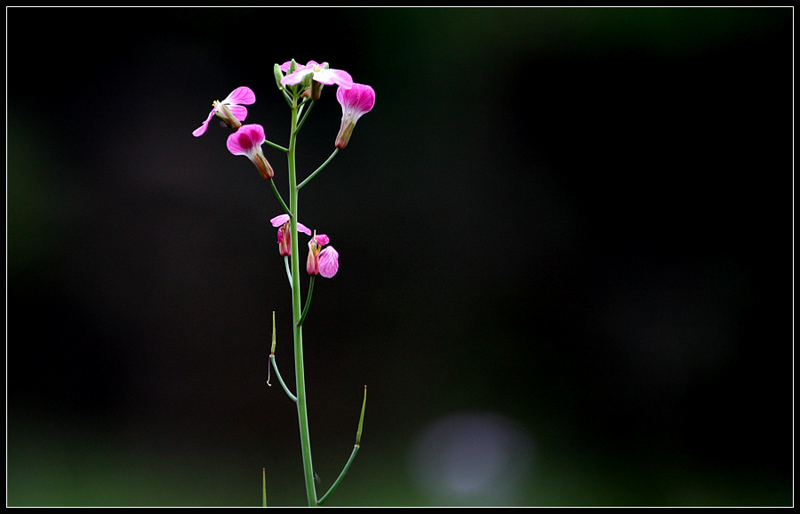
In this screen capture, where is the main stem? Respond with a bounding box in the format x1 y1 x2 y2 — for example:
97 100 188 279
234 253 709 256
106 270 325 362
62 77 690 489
288 94 317 506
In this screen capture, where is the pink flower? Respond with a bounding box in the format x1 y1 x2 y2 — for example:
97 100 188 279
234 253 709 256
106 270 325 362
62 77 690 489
307 232 339 278
280 60 353 90
270 214 312 257
193 86 256 137
227 124 274 180
335 83 376 149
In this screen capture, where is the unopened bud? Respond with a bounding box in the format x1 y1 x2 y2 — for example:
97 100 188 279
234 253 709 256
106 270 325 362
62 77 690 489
273 63 285 90
300 70 314 90
311 81 324 101
255 153 274 180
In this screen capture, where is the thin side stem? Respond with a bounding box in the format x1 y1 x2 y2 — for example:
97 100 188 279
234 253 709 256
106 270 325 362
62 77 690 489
297 148 339 190
270 178 291 216
298 275 315 326
269 311 296 402
317 386 368 506
270 355 297 403
283 255 293 288
294 99 315 135
264 139 289 153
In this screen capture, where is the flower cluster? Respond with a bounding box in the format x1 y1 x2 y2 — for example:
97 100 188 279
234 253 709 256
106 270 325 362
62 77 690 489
193 61 374 281
269 214 338 278
280 60 353 91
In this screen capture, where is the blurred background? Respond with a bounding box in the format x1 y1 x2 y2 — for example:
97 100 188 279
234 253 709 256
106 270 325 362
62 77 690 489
7 7 793 506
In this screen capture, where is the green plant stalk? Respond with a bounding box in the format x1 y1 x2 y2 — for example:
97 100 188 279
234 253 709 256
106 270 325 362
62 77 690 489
287 92 318 507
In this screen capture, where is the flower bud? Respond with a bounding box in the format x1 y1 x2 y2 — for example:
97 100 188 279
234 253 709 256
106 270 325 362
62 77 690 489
300 70 314 90
254 153 274 180
274 63 285 90
311 80 324 101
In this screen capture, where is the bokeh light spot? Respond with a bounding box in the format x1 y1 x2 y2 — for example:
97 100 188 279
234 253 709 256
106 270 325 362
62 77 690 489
407 411 535 506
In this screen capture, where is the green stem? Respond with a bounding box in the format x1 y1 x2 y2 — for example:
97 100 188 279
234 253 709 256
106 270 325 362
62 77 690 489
287 91 318 507
297 148 339 190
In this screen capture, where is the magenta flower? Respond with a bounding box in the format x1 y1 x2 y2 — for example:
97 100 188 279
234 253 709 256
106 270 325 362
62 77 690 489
307 232 339 278
270 214 312 257
193 86 256 137
227 124 274 180
280 60 353 90
335 83 376 149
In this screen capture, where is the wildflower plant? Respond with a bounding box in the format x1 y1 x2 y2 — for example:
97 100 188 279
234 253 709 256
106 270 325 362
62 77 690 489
194 59 374 506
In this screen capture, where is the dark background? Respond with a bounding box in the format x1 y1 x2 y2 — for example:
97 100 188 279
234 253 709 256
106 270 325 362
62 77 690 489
7 7 793 506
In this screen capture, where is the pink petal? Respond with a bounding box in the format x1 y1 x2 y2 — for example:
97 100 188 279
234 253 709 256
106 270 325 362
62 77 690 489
225 86 256 105
268 214 311 235
313 233 330 246
318 246 339 278
192 107 216 137
227 104 248 122
226 133 248 156
270 214 290 227
297 223 312 236
192 122 209 137
226 124 265 156
337 83 375 114
280 66 313 86
355 84 376 111
315 68 353 88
